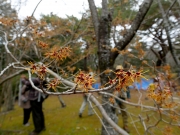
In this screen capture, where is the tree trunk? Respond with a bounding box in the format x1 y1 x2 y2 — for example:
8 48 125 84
98 2 118 134
0 51 15 112
88 0 154 134
1 80 14 112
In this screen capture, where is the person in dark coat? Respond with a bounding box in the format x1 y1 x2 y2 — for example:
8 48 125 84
25 77 46 135
19 75 31 126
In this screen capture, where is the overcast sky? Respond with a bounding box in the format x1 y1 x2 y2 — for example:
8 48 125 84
11 0 101 19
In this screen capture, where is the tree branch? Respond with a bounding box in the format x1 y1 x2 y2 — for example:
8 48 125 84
111 0 154 63
27 68 129 134
88 0 99 42
0 70 24 85
157 0 179 65
31 0 43 17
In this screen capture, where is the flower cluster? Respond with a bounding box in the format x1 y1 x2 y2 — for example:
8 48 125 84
28 62 47 79
74 71 95 92
33 30 45 37
46 78 61 91
28 61 37 74
147 83 175 108
37 40 49 49
0 17 17 26
106 66 147 104
45 46 71 61
67 66 76 73
108 67 146 92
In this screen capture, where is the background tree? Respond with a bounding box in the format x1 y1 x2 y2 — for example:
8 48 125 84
0 0 18 111
40 13 97 72
138 0 180 67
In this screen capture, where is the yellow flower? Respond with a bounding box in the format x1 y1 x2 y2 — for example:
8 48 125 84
74 71 95 92
27 61 37 74
148 83 156 92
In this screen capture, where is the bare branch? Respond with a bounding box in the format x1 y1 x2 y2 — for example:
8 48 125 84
99 92 177 111
88 0 99 41
0 70 24 84
157 0 179 65
111 0 154 63
31 0 43 17
27 69 129 134
0 30 21 64
89 93 129 135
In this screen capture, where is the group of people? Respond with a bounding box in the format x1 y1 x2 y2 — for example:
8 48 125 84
19 75 47 135
19 65 179 134
19 65 131 134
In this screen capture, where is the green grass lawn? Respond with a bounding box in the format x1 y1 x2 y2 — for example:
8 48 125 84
0 94 102 135
0 91 180 135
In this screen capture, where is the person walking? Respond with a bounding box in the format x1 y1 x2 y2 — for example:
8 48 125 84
19 75 31 126
78 72 97 118
79 93 94 117
115 65 130 133
24 77 46 135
